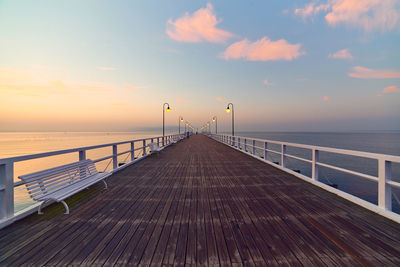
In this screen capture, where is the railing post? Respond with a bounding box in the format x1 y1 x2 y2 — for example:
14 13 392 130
378 159 392 211
0 162 14 222
238 137 241 149
281 144 287 168
143 140 147 156
264 142 268 160
112 145 118 170
244 138 247 151
312 149 319 181
131 142 135 161
78 150 87 177
79 150 86 161
252 140 255 155
157 137 160 146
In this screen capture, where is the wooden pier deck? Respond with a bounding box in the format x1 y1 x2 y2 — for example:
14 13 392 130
1 134 400 266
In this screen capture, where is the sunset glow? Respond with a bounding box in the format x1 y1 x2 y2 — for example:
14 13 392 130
0 1 399 132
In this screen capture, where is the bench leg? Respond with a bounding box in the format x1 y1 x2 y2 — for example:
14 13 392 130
61 200 70 215
103 180 108 189
38 200 48 215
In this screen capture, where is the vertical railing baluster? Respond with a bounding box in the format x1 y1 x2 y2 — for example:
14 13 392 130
378 159 392 211
281 144 287 168
312 149 319 181
112 145 118 169
253 140 255 155
0 162 14 222
264 142 268 160
244 138 247 151
131 142 135 161
78 150 87 177
142 140 147 156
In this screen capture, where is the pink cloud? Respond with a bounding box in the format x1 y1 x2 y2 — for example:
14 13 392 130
216 97 224 102
383 85 400 93
176 98 186 103
263 79 273 86
166 3 235 43
295 0 400 32
323 96 329 101
349 66 400 79
328 48 353 60
295 2 330 20
124 84 150 90
221 37 304 61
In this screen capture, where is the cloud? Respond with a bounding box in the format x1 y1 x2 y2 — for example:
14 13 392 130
176 98 186 103
216 97 224 102
383 85 400 93
124 84 150 90
348 66 400 79
0 67 115 94
323 96 329 101
295 2 330 20
328 48 353 60
294 0 400 32
221 37 304 61
166 3 235 43
263 79 274 86
99 67 115 71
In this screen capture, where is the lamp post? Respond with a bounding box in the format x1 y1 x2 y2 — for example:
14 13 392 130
163 103 171 146
226 103 234 136
179 116 183 134
212 116 217 134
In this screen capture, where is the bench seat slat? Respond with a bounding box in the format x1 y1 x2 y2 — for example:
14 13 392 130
35 172 109 202
19 160 93 182
19 159 110 213
25 166 94 192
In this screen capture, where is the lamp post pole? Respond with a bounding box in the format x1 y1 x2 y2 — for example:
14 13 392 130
226 103 234 136
163 103 170 146
212 116 217 134
179 116 183 134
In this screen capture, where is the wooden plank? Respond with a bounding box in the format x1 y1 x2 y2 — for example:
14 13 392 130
1 135 400 266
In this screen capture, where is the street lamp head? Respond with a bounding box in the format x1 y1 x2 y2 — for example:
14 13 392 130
226 107 230 113
212 118 215 122
180 118 183 122
166 106 171 113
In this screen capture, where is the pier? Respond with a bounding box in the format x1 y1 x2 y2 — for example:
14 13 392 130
1 134 400 266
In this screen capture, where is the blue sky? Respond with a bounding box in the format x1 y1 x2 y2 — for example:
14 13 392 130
0 0 399 132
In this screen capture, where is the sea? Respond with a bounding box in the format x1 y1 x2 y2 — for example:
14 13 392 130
1 131 399 213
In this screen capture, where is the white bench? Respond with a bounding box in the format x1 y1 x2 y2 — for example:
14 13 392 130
148 142 163 153
19 159 111 215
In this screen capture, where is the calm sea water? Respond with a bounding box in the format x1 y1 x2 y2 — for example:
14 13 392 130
1 131 400 213
0 131 161 211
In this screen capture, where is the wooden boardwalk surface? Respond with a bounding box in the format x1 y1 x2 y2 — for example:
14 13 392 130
1 134 400 266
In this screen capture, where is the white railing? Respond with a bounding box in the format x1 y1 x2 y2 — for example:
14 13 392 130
209 133 400 223
0 133 185 228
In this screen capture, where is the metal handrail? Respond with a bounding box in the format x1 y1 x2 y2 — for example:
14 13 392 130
0 133 185 227
209 133 400 223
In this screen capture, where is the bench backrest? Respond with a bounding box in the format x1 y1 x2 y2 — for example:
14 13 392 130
19 159 98 201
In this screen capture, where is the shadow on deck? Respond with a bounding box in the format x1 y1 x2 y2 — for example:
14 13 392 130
1 134 400 266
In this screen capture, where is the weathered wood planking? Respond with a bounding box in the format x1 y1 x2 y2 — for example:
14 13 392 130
1 134 400 266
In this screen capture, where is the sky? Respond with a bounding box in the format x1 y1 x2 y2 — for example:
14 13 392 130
0 0 399 132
